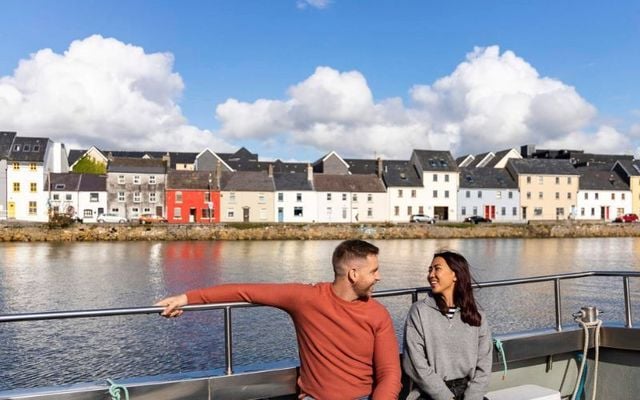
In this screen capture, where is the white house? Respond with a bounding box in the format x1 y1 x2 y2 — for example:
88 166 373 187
314 174 387 223
274 165 317 223
410 150 460 221
575 168 631 221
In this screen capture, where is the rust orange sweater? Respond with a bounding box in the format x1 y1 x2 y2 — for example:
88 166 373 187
187 282 401 399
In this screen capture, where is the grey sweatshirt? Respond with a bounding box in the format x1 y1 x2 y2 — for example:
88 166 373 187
402 295 492 400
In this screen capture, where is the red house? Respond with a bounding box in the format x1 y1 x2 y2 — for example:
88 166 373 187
166 171 222 223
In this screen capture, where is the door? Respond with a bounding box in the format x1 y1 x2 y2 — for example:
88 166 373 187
8 202 15 219
243 207 250 222
156 206 163 217
522 207 527 220
189 207 196 223
278 207 284 222
484 205 495 219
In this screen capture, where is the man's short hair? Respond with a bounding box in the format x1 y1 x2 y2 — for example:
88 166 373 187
332 240 379 276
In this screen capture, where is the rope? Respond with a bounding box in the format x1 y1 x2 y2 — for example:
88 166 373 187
493 338 507 380
107 379 130 400
571 316 602 400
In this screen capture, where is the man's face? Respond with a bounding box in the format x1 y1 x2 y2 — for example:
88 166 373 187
352 254 381 299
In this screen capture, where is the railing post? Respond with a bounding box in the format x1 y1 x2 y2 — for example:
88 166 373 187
554 279 562 332
624 276 633 328
411 291 418 303
224 306 233 375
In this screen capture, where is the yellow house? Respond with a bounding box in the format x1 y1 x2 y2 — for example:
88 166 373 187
507 159 580 221
613 160 640 215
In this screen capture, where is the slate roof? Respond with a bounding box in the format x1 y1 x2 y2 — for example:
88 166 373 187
412 150 458 172
345 159 380 175
381 160 422 187
485 149 515 167
274 172 314 191
577 168 630 191
107 157 167 174
613 160 640 177
456 154 474 167
8 137 50 162
167 170 224 190
67 149 86 166
313 174 386 192
0 131 17 159
47 173 106 191
459 167 517 189
222 171 275 191
467 152 492 168
507 159 578 175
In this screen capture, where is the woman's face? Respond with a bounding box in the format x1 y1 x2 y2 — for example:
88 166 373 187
428 256 457 298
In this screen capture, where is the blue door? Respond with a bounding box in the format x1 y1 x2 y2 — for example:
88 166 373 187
278 207 284 222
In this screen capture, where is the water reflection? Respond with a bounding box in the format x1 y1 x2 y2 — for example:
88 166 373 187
1 238 639 391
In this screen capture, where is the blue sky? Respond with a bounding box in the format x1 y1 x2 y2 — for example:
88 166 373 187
1 1 639 161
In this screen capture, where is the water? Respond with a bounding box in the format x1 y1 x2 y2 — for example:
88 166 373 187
1 238 640 391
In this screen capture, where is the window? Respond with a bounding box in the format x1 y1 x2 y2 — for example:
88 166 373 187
297 193 302 202
111 208 119 213
622 193 626 200
143 208 151 213
556 208 564 217
466 190 470 198
611 193 616 200
117 175 125 184
501 207 506 216
327 193 332 201
512 207 517 216
581 208 585 216
23 144 30 152
367 208 373 217
445 174 449 182
28 201 37 215
149 192 157 203
90 193 99 202
65 194 72 201
433 174 438 182
419 206 424 214
342 208 347 219
508 191 513 199
227 209 235 218
538 176 544 184
595 193 599 200
131 207 139 216
175 191 183 203
526 176 531 184
149 175 156 184
259 208 267 220
472 206 478 216
527 192 531 199
539 192 543 199
133 176 141 184
584 193 588 200
461 206 466 216
394 206 399 216
367 194 373 202
327 207 332 217
118 192 125 202
352 194 358 202
174 208 182 218
12 162 19 170
555 177 560 184
591 208 595 216
29 163 37 171
534 207 543 216
411 190 416 198
278 193 283 202
294 207 303 217
477 191 482 199
54 184 65 190
13 182 20 192
567 193 572 200
445 190 449 198
555 192 560 200
568 177 572 184
12 144 20 152
258 194 266 204
342 193 347 201
202 208 211 219
204 192 211 202
407 206 412 216
398 189 403 198
30 183 37 192
83 210 93 218
433 190 438 198
496 191 502 199
133 192 141 203
53 194 60 200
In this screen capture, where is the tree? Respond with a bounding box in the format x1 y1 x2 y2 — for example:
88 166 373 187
72 155 107 174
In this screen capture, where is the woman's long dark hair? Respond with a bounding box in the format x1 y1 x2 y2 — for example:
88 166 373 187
432 250 482 327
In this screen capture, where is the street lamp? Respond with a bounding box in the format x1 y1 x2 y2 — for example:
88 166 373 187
208 173 213 223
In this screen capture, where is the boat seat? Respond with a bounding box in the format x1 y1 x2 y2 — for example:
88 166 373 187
485 384 561 400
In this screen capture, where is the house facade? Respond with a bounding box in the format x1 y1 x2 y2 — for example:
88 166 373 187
458 167 521 222
381 161 428 223
314 174 387 223
166 170 223 223
0 131 17 219
612 160 640 215
274 166 317 223
106 157 167 220
410 150 459 221
48 173 107 222
220 171 275 222
575 168 631 220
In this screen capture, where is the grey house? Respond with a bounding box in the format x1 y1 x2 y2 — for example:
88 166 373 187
106 157 167 220
458 167 520 222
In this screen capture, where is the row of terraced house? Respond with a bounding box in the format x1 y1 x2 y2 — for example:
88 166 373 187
2 130 640 224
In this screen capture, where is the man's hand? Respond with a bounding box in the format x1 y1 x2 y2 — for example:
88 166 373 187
154 294 188 318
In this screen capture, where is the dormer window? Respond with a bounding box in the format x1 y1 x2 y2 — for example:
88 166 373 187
13 144 20 152
23 144 30 152
54 184 65 190
32 145 40 152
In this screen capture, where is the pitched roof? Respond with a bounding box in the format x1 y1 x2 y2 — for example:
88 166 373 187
167 170 223 190
577 168 629 191
613 159 640 177
412 150 457 172
507 159 578 175
313 174 386 192
67 149 86 166
8 137 50 162
78 173 107 191
381 160 422 187
107 157 167 173
459 167 517 189
0 131 17 159
222 171 275 191
47 173 107 192
274 172 314 191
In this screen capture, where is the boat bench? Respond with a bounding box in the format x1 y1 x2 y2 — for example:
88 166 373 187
486 384 561 400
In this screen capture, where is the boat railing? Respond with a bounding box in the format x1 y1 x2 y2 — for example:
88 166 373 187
1 270 638 377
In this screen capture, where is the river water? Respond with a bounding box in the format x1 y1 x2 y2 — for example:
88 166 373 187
1 238 640 391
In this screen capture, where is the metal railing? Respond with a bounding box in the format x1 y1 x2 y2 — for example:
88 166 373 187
1 271 638 376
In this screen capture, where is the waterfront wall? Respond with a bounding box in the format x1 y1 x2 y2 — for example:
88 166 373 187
3 221 640 242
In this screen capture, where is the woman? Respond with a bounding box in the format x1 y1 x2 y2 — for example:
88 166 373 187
403 251 492 400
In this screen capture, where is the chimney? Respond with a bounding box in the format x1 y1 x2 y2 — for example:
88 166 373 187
162 152 171 169
268 163 274 178
307 163 313 182
377 157 383 178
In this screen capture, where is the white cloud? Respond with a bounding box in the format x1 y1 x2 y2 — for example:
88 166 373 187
0 35 234 152
215 46 629 159
540 126 633 155
296 0 331 10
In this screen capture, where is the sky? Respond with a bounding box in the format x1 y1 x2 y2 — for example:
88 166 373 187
1 1 639 162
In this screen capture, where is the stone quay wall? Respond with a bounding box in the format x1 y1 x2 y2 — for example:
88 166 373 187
2 221 640 242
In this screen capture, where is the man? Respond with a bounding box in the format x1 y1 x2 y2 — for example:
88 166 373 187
155 239 401 399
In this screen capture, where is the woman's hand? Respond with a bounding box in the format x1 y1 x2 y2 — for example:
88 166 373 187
154 294 188 318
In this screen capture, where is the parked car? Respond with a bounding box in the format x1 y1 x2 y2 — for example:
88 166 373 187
410 214 436 224
96 213 128 224
138 213 168 224
464 216 492 224
613 213 639 223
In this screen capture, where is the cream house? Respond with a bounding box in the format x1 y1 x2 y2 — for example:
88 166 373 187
221 170 275 222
